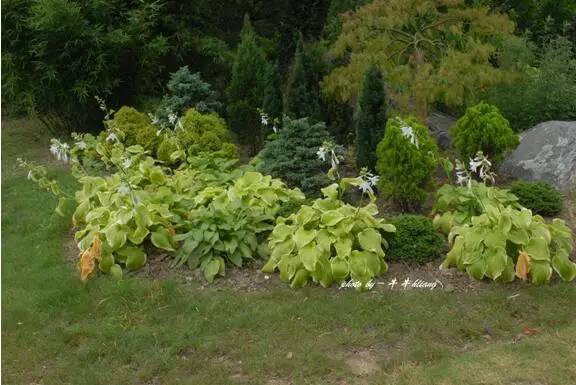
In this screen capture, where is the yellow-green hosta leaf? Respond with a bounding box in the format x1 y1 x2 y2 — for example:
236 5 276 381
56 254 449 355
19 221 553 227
109 264 123 280
498 256 516 283
530 261 552 285
104 224 127 250
121 247 147 270
98 253 115 273
334 237 352 258
151 229 175 251
552 250 576 282
294 227 317 249
321 210 345 226
357 228 384 257
466 258 486 280
203 258 221 282
321 184 339 200
525 237 550 261
330 256 349 281
290 268 310 289
484 247 508 280
299 242 318 271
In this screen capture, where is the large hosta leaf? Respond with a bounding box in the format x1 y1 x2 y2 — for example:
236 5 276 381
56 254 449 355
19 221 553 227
357 228 384 257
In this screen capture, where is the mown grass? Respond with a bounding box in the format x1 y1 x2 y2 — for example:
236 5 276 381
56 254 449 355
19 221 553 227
2 118 576 385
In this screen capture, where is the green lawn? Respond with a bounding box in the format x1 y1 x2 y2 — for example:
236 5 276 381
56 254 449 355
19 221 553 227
2 118 576 385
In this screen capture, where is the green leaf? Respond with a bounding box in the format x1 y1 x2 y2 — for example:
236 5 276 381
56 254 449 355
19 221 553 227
321 184 339 200
119 247 147 270
525 237 550 261
98 253 115 272
330 257 349 282
530 261 552 285
290 268 310 289
334 237 352 258
357 228 384 257
203 258 221 282
109 264 123 280
552 250 576 282
466 258 486 280
321 210 345 226
104 224 127 250
151 229 175 251
484 247 508 280
299 242 318 271
294 227 317 248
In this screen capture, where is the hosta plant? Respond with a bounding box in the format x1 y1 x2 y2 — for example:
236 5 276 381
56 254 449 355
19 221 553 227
443 205 575 285
263 180 396 290
173 172 305 282
433 181 520 234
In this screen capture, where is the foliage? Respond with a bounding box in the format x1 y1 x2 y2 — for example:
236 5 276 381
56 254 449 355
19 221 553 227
376 117 439 211
284 33 321 120
2 0 172 132
154 66 221 127
263 181 395 290
487 36 576 131
452 102 518 164
322 0 370 42
173 172 305 282
355 65 387 170
323 0 515 118
261 63 284 135
257 117 331 196
510 181 563 217
432 181 520 235
226 15 268 148
443 205 575 285
72 147 177 280
110 106 158 151
176 108 237 157
387 215 444 264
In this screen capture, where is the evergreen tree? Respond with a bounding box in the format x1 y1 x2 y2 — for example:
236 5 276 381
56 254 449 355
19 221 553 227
262 62 284 134
355 66 387 170
284 32 320 120
226 14 268 150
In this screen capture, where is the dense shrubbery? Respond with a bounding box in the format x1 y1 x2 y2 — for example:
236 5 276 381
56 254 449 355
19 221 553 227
510 181 563 217
257 117 330 196
444 205 575 284
154 66 221 127
487 37 576 131
387 215 444 264
355 65 387 170
263 181 395 290
376 117 438 211
451 102 518 164
111 107 158 151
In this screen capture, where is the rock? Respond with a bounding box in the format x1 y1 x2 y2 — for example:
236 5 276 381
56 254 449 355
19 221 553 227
427 111 456 150
499 121 576 191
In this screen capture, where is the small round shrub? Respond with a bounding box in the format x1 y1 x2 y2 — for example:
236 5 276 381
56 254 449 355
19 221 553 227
376 116 439 211
177 108 233 156
112 106 158 150
386 215 444 264
256 117 331 196
451 102 519 164
156 134 180 164
510 181 563 216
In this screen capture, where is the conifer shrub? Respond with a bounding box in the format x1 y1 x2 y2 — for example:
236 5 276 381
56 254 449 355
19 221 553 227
111 106 158 150
376 117 439 211
177 108 236 157
257 117 330 196
355 65 387 170
451 102 519 165
386 215 444 264
510 181 563 217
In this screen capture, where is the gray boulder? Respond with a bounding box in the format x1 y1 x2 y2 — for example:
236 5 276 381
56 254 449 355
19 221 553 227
499 121 576 191
427 111 456 150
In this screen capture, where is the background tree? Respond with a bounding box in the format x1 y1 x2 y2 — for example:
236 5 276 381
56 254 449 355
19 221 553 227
355 65 387 170
226 15 268 150
262 62 284 134
322 0 516 120
283 33 321 120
